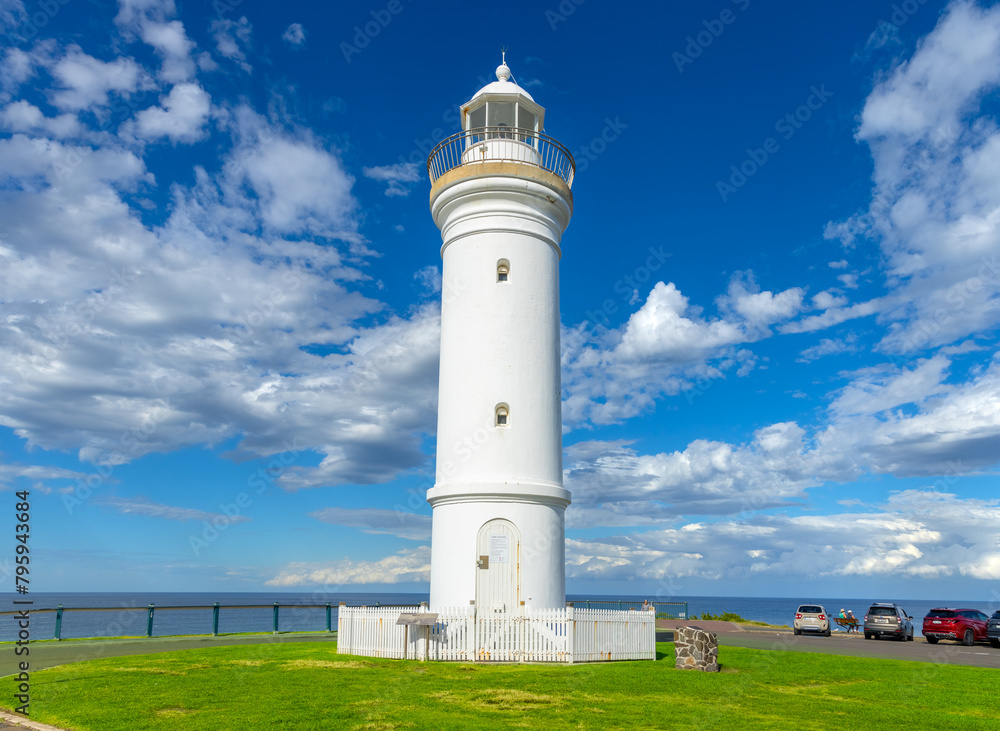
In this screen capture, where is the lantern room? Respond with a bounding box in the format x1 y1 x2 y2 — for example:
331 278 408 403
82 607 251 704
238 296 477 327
462 57 544 145
428 56 574 186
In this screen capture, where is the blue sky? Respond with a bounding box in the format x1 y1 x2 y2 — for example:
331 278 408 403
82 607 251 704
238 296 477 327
1 0 999 601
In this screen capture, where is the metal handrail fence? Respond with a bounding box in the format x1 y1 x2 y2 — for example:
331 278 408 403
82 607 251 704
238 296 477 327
0 602 420 641
574 600 688 619
427 127 576 187
1 600 686 639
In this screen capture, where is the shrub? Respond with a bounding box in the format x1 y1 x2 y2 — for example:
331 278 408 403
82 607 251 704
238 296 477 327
697 611 748 622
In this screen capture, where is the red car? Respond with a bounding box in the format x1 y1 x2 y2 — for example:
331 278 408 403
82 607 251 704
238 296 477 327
923 608 990 645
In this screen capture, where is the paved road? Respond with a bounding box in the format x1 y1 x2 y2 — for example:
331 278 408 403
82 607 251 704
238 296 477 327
721 632 1000 668
657 622 1000 669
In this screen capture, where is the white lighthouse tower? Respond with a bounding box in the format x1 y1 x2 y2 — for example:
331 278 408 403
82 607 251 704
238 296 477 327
426 57 574 611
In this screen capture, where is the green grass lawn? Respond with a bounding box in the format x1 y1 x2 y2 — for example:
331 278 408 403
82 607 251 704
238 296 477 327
1 641 993 730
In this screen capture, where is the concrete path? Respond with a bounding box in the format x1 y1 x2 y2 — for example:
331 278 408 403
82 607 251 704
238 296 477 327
0 710 67 730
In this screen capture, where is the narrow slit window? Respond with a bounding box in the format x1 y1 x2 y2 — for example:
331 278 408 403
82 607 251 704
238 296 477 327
495 403 509 427
497 259 509 283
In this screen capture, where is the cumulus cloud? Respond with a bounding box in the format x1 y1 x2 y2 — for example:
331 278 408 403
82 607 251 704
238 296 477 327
48 46 146 110
565 422 843 523
115 0 197 83
567 490 1000 584
131 82 210 142
717 272 805 332
811 289 848 310
563 351 1000 547
0 48 33 93
0 100 79 137
265 546 430 586
0 64 438 490
563 278 802 426
222 109 359 237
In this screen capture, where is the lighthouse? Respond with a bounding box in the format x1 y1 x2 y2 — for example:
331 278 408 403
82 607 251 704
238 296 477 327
426 57 575 611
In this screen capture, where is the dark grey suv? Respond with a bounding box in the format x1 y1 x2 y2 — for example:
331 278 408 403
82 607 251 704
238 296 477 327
863 602 914 641
988 610 1000 648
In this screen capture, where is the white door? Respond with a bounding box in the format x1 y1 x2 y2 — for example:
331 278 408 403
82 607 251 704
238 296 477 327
475 519 520 612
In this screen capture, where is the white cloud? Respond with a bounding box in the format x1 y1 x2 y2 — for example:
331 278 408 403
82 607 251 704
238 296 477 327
223 109 359 237
131 82 211 142
859 3 1000 142
563 352 1000 538
827 1 1000 354
282 22 305 45
413 265 442 295
717 272 805 331
563 278 801 426
567 490 1000 583
797 336 854 362
0 462 88 486
0 0 26 34
615 282 743 360
829 355 950 418
0 93 439 488
48 46 145 110
212 17 252 73
115 0 196 83
100 496 251 523
0 48 33 93
0 100 79 137
565 422 843 522
780 297 882 334
363 162 421 197
264 546 430 586
811 289 848 310
837 272 859 289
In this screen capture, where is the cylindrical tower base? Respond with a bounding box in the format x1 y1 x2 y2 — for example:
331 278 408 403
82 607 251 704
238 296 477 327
428 483 569 610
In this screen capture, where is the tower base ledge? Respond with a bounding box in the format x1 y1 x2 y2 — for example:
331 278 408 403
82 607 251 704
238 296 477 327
427 481 571 508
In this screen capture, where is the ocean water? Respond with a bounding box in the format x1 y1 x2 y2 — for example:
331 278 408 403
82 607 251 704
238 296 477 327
2 592 997 641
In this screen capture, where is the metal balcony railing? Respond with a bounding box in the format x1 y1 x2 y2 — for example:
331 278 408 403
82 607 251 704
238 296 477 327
428 127 575 187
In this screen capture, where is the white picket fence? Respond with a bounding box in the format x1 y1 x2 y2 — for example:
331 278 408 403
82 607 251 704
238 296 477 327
337 604 655 663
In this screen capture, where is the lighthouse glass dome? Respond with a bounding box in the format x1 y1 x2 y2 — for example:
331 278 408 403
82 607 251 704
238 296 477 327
465 95 540 143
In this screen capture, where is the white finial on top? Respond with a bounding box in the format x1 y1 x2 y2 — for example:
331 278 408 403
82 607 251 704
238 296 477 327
496 47 511 82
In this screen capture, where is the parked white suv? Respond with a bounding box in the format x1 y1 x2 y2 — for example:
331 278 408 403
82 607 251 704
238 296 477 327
793 604 831 636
